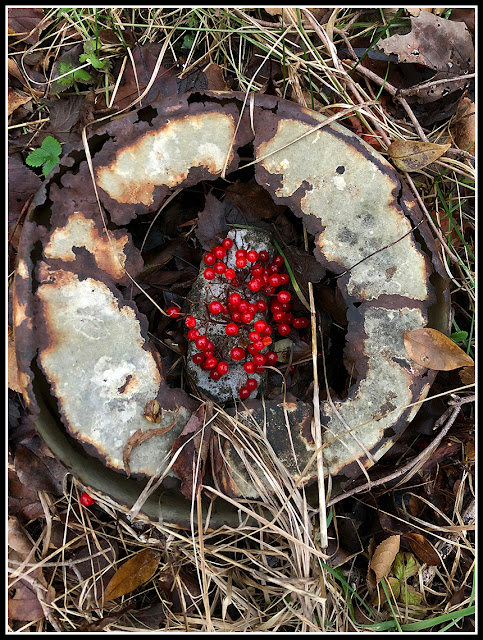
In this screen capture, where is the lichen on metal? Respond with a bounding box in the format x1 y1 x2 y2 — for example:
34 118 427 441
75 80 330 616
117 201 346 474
96 112 237 206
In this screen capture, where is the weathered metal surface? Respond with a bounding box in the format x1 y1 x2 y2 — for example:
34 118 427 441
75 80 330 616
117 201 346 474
13 90 450 512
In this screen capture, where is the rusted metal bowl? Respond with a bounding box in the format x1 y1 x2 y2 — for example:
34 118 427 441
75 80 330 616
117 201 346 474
13 91 450 524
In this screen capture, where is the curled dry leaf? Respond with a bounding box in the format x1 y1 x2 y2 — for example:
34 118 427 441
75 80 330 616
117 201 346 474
8 328 21 392
459 366 475 385
8 88 31 116
103 549 161 602
402 533 440 566
388 140 451 172
403 328 474 370
370 535 400 583
454 92 475 152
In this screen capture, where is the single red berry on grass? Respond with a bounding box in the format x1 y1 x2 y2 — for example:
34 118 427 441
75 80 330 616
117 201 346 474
248 279 261 292
278 323 291 336
192 353 205 365
266 351 278 365
244 361 256 374
213 245 226 259
225 268 236 280
226 322 239 336
217 361 229 375
247 250 258 262
195 335 208 350
229 292 241 306
236 257 247 269
187 328 199 341
80 492 95 507
209 301 223 315
246 378 258 391
222 237 233 250
205 356 218 369
256 300 267 311
214 261 226 274
258 250 269 262
277 290 291 304
231 347 245 361
204 252 216 265
239 387 250 400
185 315 196 328
204 268 215 280
210 370 222 380
167 305 180 318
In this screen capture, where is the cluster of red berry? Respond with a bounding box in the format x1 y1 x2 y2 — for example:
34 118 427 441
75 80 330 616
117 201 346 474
167 237 309 400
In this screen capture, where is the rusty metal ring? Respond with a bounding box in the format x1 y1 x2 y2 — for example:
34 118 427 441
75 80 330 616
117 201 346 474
13 91 450 523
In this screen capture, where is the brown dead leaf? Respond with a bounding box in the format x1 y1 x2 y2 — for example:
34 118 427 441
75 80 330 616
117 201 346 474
195 192 230 250
8 88 31 116
202 62 229 91
103 549 161 602
388 140 451 172
226 181 287 220
459 366 475 385
403 328 474 370
8 328 21 392
8 7 52 45
402 533 440 566
454 92 475 152
377 10 474 75
8 581 45 621
14 443 64 495
171 405 210 500
8 155 41 227
370 535 400 583
158 568 202 613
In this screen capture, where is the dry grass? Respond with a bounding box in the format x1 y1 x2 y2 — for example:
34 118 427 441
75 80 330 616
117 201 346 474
8 7 475 632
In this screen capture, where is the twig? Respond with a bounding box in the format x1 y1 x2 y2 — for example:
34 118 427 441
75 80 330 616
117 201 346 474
397 73 475 97
326 396 473 508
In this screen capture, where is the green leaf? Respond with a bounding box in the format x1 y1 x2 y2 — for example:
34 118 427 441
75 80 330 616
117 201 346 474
26 136 62 177
451 331 468 343
80 51 107 70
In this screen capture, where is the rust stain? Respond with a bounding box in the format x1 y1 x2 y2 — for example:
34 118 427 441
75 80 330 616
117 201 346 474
96 112 236 206
44 211 129 280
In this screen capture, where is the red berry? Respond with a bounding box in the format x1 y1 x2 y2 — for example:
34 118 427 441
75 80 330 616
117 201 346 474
205 356 218 369
269 274 282 287
266 352 278 365
277 290 291 304
231 347 245 361
195 335 208 350
192 353 205 365
278 323 291 336
214 261 226 274
235 249 246 258
256 300 267 311
209 301 223 315
226 323 239 336
247 250 258 263
204 252 216 265
297 317 309 328
238 300 249 312
231 311 242 322
167 305 180 318
222 237 233 250
210 370 222 380
217 361 229 375
187 328 200 341
229 293 241 306
251 267 263 277
204 268 215 280
249 331 261 343
254 320 267 332
239 387 250 400
284 313 294 325
185 315 196 328
258 250 269 262
282 302 291 311
244 361 256 373
225 268 236 280
204 340 215 353
248 303 257 315
231 277 240 287
213 245 226 259
80 492 95 507
263 285 275 296
271 302 283 313
253 340 265 351
262 325 273 335
236 257 247 269
279 274 289 285
241 312 254 324
272 311 285 323
253 354 266 367
246 378 258 391
248 279 261 292
269 264 279 273
204 350 214 358
247 344 258 356
274 255 284 267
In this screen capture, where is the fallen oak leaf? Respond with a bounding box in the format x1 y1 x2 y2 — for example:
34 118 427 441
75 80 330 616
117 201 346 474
403 328 474 370
388 139 451 172
402 533 440 566
103 549 161 602
370 535 400 584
